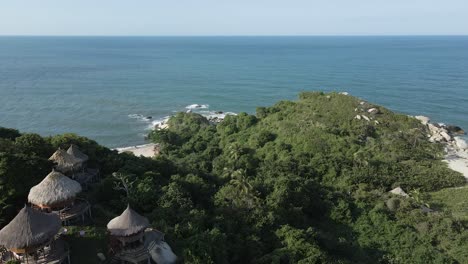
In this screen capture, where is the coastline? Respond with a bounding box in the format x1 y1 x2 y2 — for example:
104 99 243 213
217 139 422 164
444 145 468 180
115 143 158 158
115 111 468 180
414 116 468 180
115 107 236 158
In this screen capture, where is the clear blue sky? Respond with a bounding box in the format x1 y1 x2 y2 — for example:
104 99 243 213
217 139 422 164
1 0 467 36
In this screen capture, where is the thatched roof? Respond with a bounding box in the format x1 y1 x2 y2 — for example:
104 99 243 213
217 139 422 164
67 144 89 162
49 149 81 172
0 206 61 250
107 205 149 237
28 170 82 207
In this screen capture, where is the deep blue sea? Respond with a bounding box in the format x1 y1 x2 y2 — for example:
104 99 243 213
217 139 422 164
0 36 467 148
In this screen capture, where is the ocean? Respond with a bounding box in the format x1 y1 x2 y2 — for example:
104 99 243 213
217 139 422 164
0 36 467 148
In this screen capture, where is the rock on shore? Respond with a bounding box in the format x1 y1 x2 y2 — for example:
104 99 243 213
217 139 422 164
414 115 468 179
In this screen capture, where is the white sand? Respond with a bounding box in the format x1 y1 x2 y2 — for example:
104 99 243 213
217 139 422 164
445 159 468 180
443 144 468 180
115 143 157 158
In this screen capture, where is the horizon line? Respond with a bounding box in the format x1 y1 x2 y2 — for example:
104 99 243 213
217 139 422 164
1 34 467 37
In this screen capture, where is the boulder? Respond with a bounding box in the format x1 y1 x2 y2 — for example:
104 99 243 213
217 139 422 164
362 115 370 121
440 131 452 142
415 116 430 125
455 137 468 150
367 108 379 114
427 123 440 134
355 115 362 120
389 187 409 197
339 92 349 95
446 125 465 135
429 134 444 143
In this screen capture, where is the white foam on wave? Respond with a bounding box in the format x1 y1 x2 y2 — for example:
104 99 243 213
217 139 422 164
128 113 167 131
128 105 237 136
150 116 171 130
128 114 152 122
198 110 237 120
185 104 209 110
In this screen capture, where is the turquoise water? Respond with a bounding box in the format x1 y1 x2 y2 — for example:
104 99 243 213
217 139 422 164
0 36 467 148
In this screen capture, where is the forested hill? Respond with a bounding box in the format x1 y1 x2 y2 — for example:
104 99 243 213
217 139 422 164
1 91 467 263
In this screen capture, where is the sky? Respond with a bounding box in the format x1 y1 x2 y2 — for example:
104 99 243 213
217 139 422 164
0 0 467 36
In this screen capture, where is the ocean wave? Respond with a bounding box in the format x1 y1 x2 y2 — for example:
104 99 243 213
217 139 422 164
128 114 152 122
185 104 209 110
197 110 237 120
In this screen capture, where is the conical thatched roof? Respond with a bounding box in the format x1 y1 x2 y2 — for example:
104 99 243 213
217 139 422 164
28 170 82 207
49 148 81 172
67 144 89 162
0 206 61 250
107 205 149 237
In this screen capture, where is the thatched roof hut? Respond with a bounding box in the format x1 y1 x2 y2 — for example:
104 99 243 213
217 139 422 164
67 144 89 162
28 170 82 209
0 206 61 253
107 205 149 237
49 148 81 173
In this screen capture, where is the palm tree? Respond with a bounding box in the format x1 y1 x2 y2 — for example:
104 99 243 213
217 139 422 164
227 143 243 163
229 169 253 195
229 169 259 208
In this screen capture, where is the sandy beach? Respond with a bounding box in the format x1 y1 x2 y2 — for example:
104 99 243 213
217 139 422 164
115 143 158 158
444 144 468 180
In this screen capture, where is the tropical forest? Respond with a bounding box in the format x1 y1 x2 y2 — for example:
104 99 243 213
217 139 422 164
1 92 467 263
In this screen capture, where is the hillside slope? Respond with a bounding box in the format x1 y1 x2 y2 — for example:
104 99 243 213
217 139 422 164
1 92 467 263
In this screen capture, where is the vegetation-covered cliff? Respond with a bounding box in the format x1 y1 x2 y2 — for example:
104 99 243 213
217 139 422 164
1 92 467 263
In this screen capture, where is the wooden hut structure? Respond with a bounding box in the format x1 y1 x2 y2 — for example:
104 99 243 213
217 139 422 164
49 149 81 174
107 206 151 264
28 170 82 211
66 144 88 165
66 145 99 187
0 206 70 263
50 146 99 187
28 170 91 224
